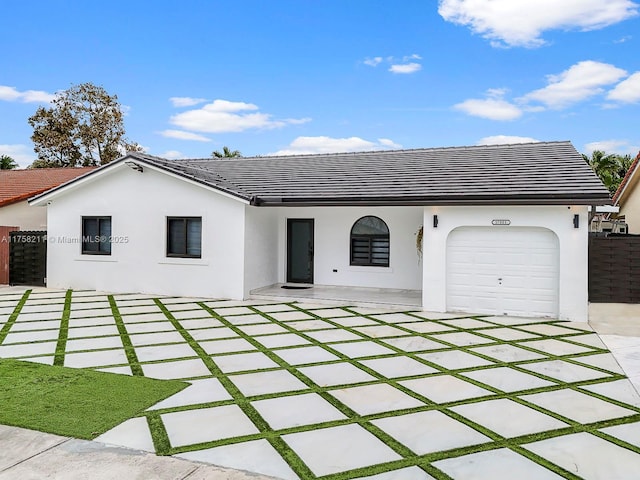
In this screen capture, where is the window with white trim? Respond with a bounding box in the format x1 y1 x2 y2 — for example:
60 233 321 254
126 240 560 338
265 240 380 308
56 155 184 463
167 217 202 258
82 216 112 255
350 216 389 266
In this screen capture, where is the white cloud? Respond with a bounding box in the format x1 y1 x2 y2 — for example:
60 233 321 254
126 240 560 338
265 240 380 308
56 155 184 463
170 97 208 107
0 85 55 103
584 140 640 156
117 143 149 155
159 150 184 159
0 86 20 101
364 57 383 67
378 138 402 148
269 136 402 156
607 72 640 103
159 129 211 142
438 0 639 48
389 63 422 74
614 35 633 43
454 89 522 120
455 60 638 121
363 55 423 73
284 117 312 125
170 99 309 133
0 144 35 168
519 61 627 108
478 135 539 145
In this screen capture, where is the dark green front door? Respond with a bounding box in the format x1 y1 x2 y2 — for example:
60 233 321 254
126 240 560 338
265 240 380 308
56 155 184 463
287 219 314 283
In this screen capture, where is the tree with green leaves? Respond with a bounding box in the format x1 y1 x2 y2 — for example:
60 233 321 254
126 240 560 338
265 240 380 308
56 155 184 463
28 82 141 168
212 146 242 158
582 150 633 195
0 154 18 170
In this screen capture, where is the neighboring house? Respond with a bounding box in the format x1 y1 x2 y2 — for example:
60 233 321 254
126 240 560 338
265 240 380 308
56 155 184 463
0 167 96 230
0 167 95 285
612 151 640 233
29 141 610 322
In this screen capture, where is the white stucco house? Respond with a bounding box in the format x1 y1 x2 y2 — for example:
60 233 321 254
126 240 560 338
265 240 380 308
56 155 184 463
29 141 610 322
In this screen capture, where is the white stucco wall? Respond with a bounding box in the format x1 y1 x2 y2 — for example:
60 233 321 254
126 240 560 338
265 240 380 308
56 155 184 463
0 201 47 230
44 164 247 299
243 206 279 296
271 206 423 290
422 205 589 322
619 174 640 233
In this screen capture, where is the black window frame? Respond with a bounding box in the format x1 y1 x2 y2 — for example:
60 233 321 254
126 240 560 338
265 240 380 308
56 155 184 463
81 216 112 255
166 216 202 258
350 216 390 267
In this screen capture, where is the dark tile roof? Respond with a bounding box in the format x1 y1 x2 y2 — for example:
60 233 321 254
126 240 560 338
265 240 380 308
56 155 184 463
128 141 610 206
0 167 96 207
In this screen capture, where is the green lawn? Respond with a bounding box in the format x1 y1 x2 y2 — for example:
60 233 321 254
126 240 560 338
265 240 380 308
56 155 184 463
0 359 187 439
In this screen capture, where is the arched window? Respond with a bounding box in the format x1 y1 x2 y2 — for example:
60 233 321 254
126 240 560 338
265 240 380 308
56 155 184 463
350 216 390 267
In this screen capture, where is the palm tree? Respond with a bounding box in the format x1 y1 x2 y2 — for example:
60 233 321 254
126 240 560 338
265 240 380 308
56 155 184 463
582 150 631 195
212 146 241 158
0 154 18 170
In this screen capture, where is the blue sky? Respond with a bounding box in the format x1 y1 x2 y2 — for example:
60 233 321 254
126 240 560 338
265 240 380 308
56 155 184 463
1 0 640 168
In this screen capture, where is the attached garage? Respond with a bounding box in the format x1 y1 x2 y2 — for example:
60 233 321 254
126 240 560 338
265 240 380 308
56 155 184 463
446 227 559 318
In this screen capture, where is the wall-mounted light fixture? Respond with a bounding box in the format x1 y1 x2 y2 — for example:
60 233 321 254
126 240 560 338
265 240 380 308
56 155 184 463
573 214 579 228
433 215 438 228
124 161 143 173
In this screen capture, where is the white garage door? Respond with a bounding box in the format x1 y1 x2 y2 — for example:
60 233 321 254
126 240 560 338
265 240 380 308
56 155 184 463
446 227 559 318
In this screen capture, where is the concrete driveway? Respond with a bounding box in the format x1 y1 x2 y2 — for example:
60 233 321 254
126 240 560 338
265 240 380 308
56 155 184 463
1 287 640 479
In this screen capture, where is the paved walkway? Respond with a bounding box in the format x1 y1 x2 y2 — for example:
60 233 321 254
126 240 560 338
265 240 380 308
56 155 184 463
0 424 276 479
1 287 640 479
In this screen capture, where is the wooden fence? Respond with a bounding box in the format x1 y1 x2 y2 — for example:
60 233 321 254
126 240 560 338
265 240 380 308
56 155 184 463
0 226 19 284
589 234 640 303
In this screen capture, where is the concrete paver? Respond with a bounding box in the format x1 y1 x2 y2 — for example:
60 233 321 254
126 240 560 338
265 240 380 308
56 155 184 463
371 410 490 454
282 424 402 477
524 433 640 480
433 448 564 480
329 383 425 415
94 417 155 453
450 398 569 437
251 393 346 430
521 388 637 423
162 405 259 448
177 439 298 480
148 378 232 410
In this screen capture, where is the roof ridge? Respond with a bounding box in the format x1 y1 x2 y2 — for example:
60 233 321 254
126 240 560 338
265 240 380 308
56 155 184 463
178 140 572 162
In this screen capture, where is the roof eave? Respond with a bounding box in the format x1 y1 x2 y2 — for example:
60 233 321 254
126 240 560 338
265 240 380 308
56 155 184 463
254 194 612 207
132 156 252 203
29 154 253 206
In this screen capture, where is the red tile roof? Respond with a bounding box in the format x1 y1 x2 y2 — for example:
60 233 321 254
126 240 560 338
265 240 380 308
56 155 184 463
612 151 640 205
0 167 96 207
